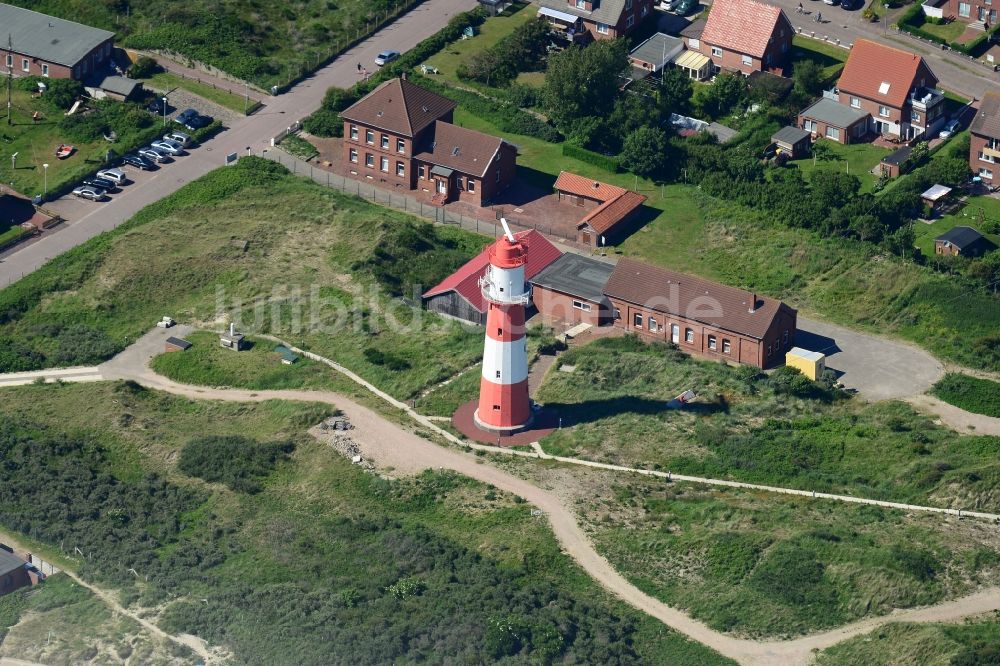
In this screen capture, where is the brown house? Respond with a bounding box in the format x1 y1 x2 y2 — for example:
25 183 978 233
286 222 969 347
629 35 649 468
969 91 1000 185
341 77 515 206
690 0 793 76
803 39 945 144
0 3 115 81
926 0 997 25
934 226 996 257
0 549 31 597
538 0 655 42
553 171 647 247
604 258 797 369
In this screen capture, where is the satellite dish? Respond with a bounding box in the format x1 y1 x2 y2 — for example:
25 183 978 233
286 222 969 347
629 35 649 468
499 217 515 243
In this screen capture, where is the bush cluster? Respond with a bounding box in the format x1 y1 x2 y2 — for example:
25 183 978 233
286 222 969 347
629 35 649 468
178 435 295 494
456 18 549 87
562 143 621 173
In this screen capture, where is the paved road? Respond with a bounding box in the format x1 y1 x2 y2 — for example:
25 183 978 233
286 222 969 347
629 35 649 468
779 0 1000 99
0 0 478 289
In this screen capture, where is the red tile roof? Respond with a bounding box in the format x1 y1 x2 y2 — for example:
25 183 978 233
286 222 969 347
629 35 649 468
604 258 794 340
700 0 787 59
837 39 937 109
340 78 457 138
554 171 627 202
422 230 562 312
579 190 647 235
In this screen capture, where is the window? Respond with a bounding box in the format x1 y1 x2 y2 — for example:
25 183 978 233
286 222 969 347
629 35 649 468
878 81 891 95
633 313 643 328
396 161 405 177
597 22 610 34
418 165 426 179
825 126 840 140
365 153 374 167
381 134 389 149
980 167 994 179
648 316 657 331
22 58 29 72
380 156 389 172
493 404 501 411
572 300 592 312
685 328 694 343
625 0 633 9
397 138 405 153
783 330 789 344
850 96 860 108
878 105 890 117
980 151 996 164
626 15 634 28
803 119 815 132
495 370 501 378
767 344 772 357
41 64 48 76
854 122 867 138
350 125 358 140
467 179 475 192
496 168 501 183
911 111 921 122
365 129 374 144
689 38 700 49
349 148 358 163
576 0 586 7
4 54 10 67
711 47 723 57
497 328 503 336
722 339 731 354
614 309 621 320
707 335 717 350
641 4 649 16
741 54 752 66
959 2 971 16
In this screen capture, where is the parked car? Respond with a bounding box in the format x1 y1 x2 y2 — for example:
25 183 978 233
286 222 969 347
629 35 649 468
180 113 213 131
840 0 862 9
82 176 117 192
163 130 192 147
823 0 839 6
121 153 154 170
660 0 682 10
97 167 127 185
72 186 107 201
138 147 170 163
146 98 168 115
151 139 184 156
674 0 698 15
375 50 400 66
940 119 961 139
174 108 198 126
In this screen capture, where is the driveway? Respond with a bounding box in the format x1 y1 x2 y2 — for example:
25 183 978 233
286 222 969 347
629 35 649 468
0 0 478 290
796 315 944 401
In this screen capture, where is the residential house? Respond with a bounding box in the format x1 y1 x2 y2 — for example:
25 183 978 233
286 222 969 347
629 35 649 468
341 77 516 206
629 32 685 75
422 230 562 325
923 0 996 26
802 39 945 144
969 91 1000 185
688 0 794 76
676 20 714 80
530 253 615 326
537 0 655 42
934 226 997 257
604 257 798 369
0 3 115 81
553 171 647 247
0 550 30 598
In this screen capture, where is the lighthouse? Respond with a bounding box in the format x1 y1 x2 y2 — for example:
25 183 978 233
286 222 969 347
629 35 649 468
474 219 532 432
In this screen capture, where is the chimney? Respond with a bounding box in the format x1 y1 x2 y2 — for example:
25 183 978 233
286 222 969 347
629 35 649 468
401 71 407 81
748 293 757 313
229 322 235 336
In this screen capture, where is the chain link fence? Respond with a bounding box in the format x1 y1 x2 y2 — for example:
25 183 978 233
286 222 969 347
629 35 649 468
260 150 576 241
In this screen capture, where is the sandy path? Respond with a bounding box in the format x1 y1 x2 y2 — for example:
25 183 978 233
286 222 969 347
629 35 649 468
907 394 1000 437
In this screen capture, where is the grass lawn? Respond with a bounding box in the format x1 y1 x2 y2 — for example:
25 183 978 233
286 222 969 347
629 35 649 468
917 19 967 43
931 373 1000 418
424 2 537 88
535 336 1000 508
0 381 733 666
816 618 1000 665
791 35 849 81
912 194 1000 257
140 70 251 114
790 139 891 192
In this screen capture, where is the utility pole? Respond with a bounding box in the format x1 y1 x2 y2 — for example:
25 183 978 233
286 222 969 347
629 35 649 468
7 34 12 126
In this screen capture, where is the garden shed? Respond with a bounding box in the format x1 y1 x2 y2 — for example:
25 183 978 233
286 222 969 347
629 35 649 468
771 126 811 159
164 337 192 353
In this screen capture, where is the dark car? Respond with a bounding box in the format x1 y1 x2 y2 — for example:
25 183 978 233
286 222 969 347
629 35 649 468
146 98 168 114
183 114 213 130
82 176 117 191
840 0 861 8
174 108 198 125
121 153 154 170
674 0 699 15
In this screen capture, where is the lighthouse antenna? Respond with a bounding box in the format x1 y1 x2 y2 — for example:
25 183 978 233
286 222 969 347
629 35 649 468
500 217 515 243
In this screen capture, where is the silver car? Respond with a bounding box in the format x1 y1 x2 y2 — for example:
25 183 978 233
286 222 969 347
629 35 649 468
151 139 184 156
72 186 107 201
138 147 170 163
163 130 192 147
96 167 127 185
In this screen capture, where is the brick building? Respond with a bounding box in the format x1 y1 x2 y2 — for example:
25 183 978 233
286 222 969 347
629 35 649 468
934 226 996 257
969 91 1000 185
530 253 615 326
341 77 516 206
538 0 655 42
0 3 115 81
604 258 797 369
0 549 31 597
553 171 647 247
686 0 793 76
924 0 997 25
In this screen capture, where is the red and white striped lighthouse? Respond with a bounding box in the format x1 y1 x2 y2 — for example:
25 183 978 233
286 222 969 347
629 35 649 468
474 220 532 432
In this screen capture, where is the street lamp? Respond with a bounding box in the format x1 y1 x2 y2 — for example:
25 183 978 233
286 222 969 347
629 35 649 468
244 81 249 115
42 163 48 197
162 96 168 127
883 3 889 34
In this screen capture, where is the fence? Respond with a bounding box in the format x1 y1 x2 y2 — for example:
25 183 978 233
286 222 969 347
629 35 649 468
260 149 577 242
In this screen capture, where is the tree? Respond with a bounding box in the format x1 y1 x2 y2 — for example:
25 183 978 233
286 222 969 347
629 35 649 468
811 171 861 212
604 94 659 151
658 66 693 117
620 126 668 179
543 40 629 128
791 60 824 98
695 72 747 119
128 56 160 79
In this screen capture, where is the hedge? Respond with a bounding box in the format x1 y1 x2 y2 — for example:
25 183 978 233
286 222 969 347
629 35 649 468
898 4 1000 55
562 143 620 172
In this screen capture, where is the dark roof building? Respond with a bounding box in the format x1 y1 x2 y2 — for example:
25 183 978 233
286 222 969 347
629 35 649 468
969 92 1000 185
340 78 457 138
537 0 655 42
0 549 30 597
531 253 615 326
798 97 871 145
413 121 510 178
0 3 115 80
934 226 996 257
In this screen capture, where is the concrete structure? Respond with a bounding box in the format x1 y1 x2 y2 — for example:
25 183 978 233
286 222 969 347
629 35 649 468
0 3 115 81
772 126 811 158
553 171 647 247
934 225 996 257
341 77 516 206
530 253 614 325
475 222 532 432
689 0 794 76
164 337 192 353
0 549 30 597
220 323 246 350
969 91 1000 185
537 0 655 42
422 229 562 325
629 33 684 74
604 258 798 368
786 347 826 380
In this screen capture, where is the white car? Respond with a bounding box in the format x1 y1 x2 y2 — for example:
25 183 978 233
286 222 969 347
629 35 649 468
151 139 184 156
163 130 192 147
72 186 107 201
96 167 127 185
138 147 170 163
375 50 400 67
939 119 960 139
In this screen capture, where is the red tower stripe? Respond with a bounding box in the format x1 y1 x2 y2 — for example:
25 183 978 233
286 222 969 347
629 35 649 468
484 303 526 342
477 378 531 428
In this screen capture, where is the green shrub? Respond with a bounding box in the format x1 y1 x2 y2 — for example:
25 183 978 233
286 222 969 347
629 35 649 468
129 56 161 79
178 435 295 494
931 374 1000 418
751 543 826 605
562 142 620 172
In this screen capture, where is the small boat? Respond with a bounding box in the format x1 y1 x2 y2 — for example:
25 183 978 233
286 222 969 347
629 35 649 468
55 144 74 159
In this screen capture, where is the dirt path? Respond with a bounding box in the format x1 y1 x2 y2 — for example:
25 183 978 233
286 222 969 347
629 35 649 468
96 361 1000 666
907 394 1000 437
0 532 216 664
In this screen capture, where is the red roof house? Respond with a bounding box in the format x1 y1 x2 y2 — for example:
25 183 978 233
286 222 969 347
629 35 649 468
422 229 562 325
692 0 793 76
553 171 648 247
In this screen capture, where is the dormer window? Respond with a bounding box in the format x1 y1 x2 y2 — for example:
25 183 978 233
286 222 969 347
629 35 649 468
574 0 586 8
